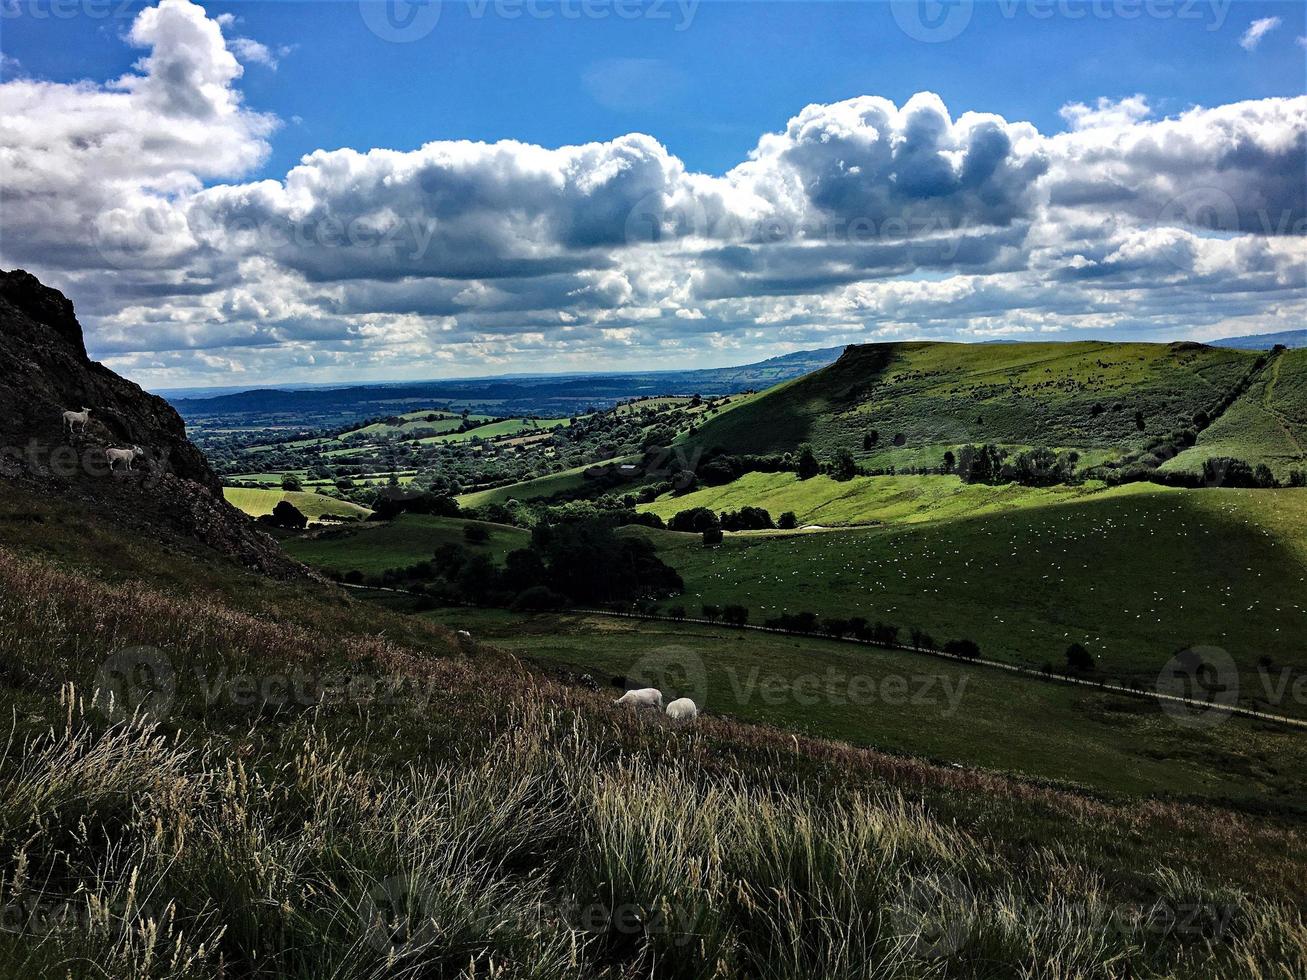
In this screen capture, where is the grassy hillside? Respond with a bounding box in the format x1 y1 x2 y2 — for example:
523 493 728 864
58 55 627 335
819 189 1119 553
283 514 529 575
686 341 1255 465
630 484 1307 705
423 607 1307 806
458 454 643 508
1163 348 1307 480
0 485 1305 977
222 487 373 521
641 471 1109 527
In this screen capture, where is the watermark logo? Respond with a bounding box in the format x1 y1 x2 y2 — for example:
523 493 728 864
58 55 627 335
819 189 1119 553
360 874 439 958
891 873 974 959
891 0 973 42
359 0 442 42
1155 645 1238 729
94 646 176 723
627 644 708 708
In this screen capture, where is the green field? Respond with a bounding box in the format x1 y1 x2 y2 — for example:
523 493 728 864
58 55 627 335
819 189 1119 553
283 514 529 575
422 607 1307 806
416 416 572 445
685 341 1256 463
627 483 1307 708
222 487 372 521
459 454 642 508
339 410 487 440
642 471 1110 527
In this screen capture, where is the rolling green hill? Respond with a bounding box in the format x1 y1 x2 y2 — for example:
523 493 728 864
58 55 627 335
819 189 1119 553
684 341 1257 468
641 471 1109 528
222 487 373 521
628 483 1307 707
1162 348 1307 480
283 514 529 575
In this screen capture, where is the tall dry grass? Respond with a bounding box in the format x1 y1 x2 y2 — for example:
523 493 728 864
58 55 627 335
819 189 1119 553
0 546 1303 978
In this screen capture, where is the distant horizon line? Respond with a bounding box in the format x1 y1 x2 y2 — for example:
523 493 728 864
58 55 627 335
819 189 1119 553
152 329 1304 399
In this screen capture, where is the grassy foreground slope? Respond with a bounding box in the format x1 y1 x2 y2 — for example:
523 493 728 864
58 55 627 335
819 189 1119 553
423 607 1307 806
0 486 1305 978
633 483 1307 700
642 471 1109 527
685 341 1254 464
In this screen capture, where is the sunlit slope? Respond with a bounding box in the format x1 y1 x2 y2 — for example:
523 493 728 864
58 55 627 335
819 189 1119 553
684 341 1254 461
1163 348 1307 480
635 483 1307 695
222 487 372 521
640 471 1109 527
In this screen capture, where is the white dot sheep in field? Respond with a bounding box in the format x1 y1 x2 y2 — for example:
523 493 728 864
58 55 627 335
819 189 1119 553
665 697 698 722
105 446 144 472
62 407 91 436
613 687 663 710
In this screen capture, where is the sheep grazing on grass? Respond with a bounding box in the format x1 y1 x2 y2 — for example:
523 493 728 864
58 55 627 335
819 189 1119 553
613 688 663 710
105 446 144 472
665 697 698 722
62 407 91 437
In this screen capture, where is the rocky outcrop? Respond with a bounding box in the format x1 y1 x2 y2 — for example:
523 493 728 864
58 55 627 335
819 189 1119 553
0 269 300 577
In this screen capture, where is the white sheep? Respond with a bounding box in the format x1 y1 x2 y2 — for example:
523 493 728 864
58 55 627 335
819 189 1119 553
62 407 91 436
613 687 663 710
665 697 698 722
105 446 144 472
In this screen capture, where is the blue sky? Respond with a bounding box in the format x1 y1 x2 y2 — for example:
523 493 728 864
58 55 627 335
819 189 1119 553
1 1 1304 387
9 1 1303 175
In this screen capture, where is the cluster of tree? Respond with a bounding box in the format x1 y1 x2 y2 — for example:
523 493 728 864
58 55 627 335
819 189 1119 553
719 506 776 531
953 444 1080 486
1106 456 1290 490
742 610 979 656
336 517 683 609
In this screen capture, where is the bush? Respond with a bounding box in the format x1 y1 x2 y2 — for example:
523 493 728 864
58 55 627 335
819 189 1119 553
777 511 798 530
511 585 568 611
1065 643 1094 673
944 638 981 660
464 523 491 544
722 604 749 625
702 527 724 547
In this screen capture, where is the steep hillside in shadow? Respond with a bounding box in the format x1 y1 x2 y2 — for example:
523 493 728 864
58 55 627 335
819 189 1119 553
0 268 297 575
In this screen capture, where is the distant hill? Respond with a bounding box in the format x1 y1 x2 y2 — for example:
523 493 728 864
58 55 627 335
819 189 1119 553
168 346 846 425
683 339 1306 478
1212 330 1307 350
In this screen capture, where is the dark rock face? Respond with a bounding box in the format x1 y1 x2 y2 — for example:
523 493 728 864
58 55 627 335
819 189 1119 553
0 269 300 577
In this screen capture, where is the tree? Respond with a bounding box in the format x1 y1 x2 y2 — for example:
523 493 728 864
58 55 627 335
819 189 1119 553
830 448 857 482
701 604 722 622
722 604 749 625
281 473 303 492
944 638 980 660
1135 410 1146 431
942 450 956 473
463 523 491 545
796 444 820 480
668 507 719 533
702 527 724 547
777 511 798 530
262 500 307 529
1065 643 1094 673
863 430 879 450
